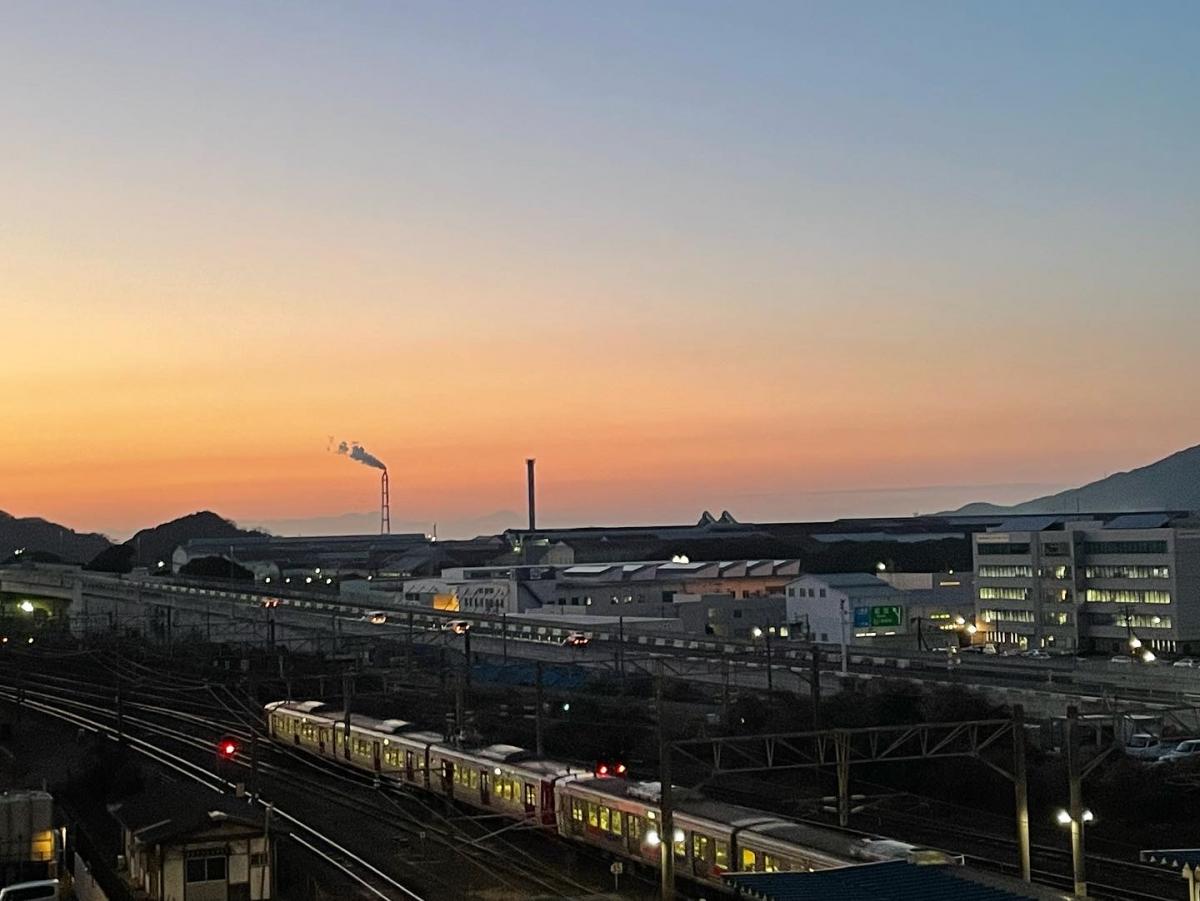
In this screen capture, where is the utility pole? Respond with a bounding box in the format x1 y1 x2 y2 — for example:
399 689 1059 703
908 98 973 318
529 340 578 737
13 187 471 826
766 632 774 693
463 629 472 689
501 612 508 665
1013 705 1031 882
721 658 730 726
534 661 545 757
656 666 675 901
1067 705 1087 897
839 599 849 676
810 648 822 729
618 616 626 680
250 731 259 802
455 673 465 742
342 671 354 761
406 610 414 672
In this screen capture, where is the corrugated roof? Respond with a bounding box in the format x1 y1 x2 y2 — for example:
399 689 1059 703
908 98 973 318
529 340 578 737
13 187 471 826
1105 513 1172 530
725 860 1040 900
811 573 891 588
989 516 1062 533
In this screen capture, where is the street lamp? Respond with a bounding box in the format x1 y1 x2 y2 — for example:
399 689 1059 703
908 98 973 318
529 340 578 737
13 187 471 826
19 601 34 614
1056 805 1095 897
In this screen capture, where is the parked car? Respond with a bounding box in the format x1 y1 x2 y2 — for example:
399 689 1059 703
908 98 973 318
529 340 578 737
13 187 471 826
364 611 388 625
1174 658 1200 669
441 619 471 635
1155 739 1200 765
1021 648 1052 660
1125 733 1170 760
1109 655 1134 665
0 880 59 901
561 631 590 648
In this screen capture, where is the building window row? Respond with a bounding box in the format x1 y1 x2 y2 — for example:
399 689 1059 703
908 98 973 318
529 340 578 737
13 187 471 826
1040 565 1072 580
1083 565 1170 580
1085 613 1173 630
978 587 1030 601
979 608 1035 624
1083 589 1171 605
1042 588 1073 604
1083 541 1168 556
978 565 1034 578
977 543 1032 556
1043 611 1073 626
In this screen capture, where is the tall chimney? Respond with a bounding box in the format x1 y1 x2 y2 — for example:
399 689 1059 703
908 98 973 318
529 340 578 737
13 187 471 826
526 458 537 533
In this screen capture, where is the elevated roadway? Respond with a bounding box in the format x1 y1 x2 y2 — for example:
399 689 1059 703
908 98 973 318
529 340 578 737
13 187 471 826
7 564 1200 717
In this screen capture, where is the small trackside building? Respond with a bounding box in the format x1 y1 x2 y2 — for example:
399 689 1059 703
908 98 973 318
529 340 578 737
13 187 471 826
109 784 277 901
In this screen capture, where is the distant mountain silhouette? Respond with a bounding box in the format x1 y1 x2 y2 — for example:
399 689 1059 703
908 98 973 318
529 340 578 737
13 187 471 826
0 511 112 564
950 444 1200 515
86 510 267 572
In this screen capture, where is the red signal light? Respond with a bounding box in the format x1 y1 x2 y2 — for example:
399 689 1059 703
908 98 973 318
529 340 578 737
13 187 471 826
218 739 238 758
597 764 609 776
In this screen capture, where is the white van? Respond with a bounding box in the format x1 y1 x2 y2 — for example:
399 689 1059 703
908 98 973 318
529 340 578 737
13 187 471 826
0 880 59 900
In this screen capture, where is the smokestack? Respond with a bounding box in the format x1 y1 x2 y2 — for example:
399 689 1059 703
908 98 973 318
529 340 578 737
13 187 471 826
526 458 537 533
380 469 391 535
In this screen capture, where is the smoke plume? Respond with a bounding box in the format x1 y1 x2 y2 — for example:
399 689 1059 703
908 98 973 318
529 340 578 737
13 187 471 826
335 440 387 471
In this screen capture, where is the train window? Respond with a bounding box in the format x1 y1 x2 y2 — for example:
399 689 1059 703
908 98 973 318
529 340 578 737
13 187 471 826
586 802 599 828
571 799 584 823
674 831 687 859
599 807 610 831
610 810 622 836
693 833 710 861
741 848 757 871
763 854 779 873
715 840 729 868
469 770 480 790
523 783 535 808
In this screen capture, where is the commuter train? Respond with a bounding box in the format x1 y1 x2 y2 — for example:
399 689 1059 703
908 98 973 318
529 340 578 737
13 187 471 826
264 700 951 888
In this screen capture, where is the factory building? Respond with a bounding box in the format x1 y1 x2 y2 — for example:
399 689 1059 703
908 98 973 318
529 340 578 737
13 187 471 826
400 559 801 619
971 512 1200 654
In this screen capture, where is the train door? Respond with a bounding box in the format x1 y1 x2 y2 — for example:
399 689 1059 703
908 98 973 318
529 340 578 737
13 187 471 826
522 782 537 817
539 781 555 826
404 751 415 782
372 741 382 772
440 759 453 797
691 832 713 878
344 727 351 761
479 770 490 806
317 727 328 754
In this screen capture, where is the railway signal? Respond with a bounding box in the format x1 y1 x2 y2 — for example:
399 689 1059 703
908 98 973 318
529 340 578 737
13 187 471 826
595 761 628 778
218 738 239 759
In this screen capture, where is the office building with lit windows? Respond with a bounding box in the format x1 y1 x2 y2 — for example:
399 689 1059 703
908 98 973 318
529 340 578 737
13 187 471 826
972 513 1200 653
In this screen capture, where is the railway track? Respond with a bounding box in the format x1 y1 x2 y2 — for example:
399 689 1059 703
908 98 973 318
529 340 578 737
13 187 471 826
0 661 661 899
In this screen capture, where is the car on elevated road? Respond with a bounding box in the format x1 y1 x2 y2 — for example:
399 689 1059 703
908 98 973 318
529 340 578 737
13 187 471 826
1153 739 1200 765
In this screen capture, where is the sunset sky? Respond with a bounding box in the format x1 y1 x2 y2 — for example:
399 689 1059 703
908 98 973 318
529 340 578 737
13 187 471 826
3 2 1198 539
